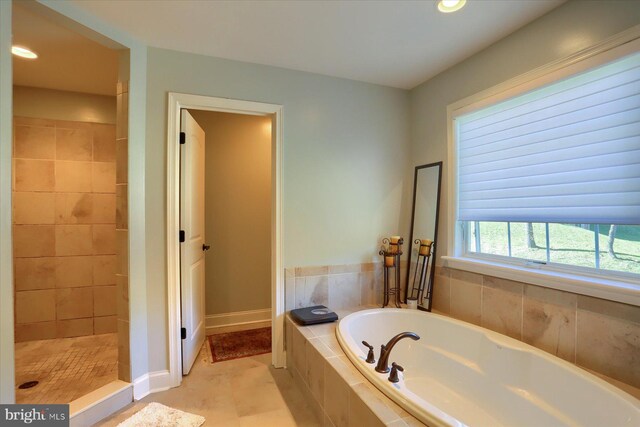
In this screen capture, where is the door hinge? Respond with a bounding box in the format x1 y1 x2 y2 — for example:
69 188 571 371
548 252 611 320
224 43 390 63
179 132 186 145
179 230 185 243
181 327 186 340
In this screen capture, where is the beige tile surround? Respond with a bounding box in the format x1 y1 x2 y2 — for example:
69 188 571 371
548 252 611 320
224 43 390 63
285 262 409 312
115 80 131 382
432 266 640 390
286 263 639 425
12 116 117 342
285 308 424 426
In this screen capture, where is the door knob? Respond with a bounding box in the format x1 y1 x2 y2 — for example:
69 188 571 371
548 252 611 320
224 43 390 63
202 244 211 251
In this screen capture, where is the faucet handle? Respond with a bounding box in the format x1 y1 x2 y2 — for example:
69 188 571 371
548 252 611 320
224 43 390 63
362 341 376 364
388 362 404 383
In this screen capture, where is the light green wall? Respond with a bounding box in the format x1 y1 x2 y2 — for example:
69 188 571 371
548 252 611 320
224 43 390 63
13 86 116 124
409 0 640 262
189 110 272 315
145 48 410 371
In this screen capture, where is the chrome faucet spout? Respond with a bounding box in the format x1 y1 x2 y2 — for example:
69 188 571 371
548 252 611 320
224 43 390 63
374 331 420 373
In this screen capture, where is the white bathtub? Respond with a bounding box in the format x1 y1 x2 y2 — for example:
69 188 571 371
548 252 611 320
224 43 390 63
336 308 639 427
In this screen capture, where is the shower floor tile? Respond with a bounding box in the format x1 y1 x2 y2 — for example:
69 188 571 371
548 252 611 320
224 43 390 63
15 333 118 404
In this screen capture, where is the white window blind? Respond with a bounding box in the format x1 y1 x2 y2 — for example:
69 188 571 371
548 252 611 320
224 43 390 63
456 51 640 225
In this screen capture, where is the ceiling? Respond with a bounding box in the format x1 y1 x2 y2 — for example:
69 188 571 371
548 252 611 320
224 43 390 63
12 2 118 96
12 0 566 93
65 0 566 90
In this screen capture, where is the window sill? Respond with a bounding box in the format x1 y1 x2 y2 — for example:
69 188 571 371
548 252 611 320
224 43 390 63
441 256 640 307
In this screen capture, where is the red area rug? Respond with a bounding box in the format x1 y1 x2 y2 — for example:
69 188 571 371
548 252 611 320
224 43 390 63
208 327 272 363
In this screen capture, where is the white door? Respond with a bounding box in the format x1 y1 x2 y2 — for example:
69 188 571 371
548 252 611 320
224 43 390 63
180 109 207 375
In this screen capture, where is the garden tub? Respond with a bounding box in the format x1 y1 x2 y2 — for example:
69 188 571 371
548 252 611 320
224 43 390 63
336 308 639 427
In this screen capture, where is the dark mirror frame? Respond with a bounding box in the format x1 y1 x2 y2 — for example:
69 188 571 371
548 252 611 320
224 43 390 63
405 161 443 311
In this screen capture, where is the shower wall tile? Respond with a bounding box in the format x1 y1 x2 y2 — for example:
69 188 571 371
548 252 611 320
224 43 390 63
94 316 117 334
15 290 56 324
93 193 116 224
14 125 56 159
14 159 55 192
93 162 116 193
115 139 128 184
115 78 130 381
13 225 55 258
55 225 93 256
56 288 94 320
13 192 55 224
55 193 93 224
116 92 129 140
92 225 116 255
14 117 56 128
56 120 91 130
93 255 116 286
116 230 129 275
56 318 93 338
55 256 93 288
119 321 132 381
94 285 117 317
56 128 92 161
92 123 116 162
12 117 117 341
116 274 129 320
15 322 57 342
55 161 92 192
14 257 56 291
115 184 128 229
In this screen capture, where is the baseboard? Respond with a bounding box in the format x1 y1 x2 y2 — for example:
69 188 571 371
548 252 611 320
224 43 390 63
205 308 271 334
69 380 132 427
132 370 172 401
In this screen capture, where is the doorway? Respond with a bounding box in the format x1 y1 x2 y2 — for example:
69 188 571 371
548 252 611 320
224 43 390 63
167 93 284 387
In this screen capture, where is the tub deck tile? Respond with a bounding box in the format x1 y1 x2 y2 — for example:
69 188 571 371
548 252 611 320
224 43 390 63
286 307 426 427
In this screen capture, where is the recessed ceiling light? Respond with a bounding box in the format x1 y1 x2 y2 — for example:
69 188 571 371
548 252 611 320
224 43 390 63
11 46 38 59
438 0 467 13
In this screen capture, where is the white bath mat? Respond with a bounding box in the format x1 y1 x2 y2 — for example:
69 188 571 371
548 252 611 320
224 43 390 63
117 402 205 427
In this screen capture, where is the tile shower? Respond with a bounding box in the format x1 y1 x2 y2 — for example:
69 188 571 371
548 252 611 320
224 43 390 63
12 117 118 341
12 116 119 403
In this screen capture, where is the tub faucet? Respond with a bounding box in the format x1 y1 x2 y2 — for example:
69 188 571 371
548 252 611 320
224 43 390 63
375 331 420 373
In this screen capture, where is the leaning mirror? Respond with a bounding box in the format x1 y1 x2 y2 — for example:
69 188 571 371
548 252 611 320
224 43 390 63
405 162 443 311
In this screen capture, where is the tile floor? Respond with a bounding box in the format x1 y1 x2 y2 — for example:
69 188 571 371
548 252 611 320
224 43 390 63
15 333 118 404
97 342 322 427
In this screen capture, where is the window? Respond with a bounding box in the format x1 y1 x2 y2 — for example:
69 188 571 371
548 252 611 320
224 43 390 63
451 43 640 283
